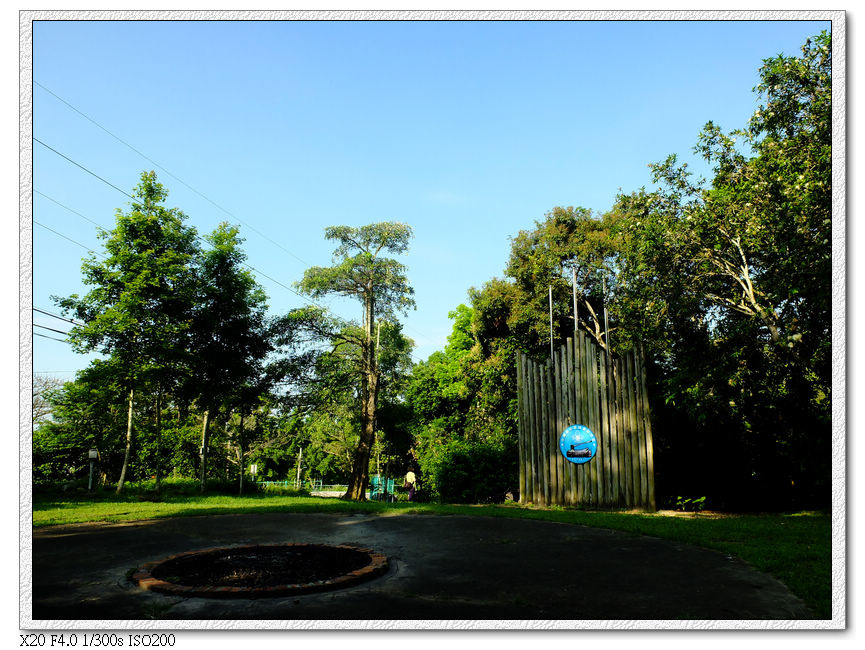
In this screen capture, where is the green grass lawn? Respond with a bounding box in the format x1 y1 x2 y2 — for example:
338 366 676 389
31 489 832 620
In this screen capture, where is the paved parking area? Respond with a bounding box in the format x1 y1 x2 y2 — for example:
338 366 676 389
27 512 815 625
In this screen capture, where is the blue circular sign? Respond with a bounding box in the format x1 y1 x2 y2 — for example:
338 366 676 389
559 424 597 464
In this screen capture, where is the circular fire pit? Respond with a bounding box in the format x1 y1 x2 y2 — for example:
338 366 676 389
132 543 388 598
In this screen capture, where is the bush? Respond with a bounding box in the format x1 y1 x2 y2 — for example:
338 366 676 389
110 477 249 497
423 439 518 504
258 483 311 497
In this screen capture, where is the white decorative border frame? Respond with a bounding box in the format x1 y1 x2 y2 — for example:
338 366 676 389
18 8 847 632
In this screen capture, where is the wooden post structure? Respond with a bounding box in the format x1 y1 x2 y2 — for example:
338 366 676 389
516 336 655 511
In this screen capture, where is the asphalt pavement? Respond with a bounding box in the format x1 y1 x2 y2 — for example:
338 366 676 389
27 511 816 625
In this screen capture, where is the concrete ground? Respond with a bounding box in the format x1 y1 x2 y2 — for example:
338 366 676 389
28 512 815 624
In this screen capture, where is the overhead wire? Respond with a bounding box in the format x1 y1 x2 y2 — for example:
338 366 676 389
34 332 68 343
34 83 440 356
35 177 429 363
34 219 106 258
35 81 310 268
36 191 108 234
34 137 134 199
33 154 320 310
34 323 70 337
33 307 85 327
34 84 437 361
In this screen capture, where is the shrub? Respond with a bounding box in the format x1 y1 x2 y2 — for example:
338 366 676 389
258 483 311 497
423 439 518 504
112 477 249 497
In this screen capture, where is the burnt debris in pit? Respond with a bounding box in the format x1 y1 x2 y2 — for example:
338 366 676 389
134 543 388 598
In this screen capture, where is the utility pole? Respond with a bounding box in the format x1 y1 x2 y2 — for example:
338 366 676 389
572 267 578 336
602 274 610 350
549 285 554 358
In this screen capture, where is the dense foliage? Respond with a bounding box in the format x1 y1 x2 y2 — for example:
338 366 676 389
418 32 831 509
37 33 832 510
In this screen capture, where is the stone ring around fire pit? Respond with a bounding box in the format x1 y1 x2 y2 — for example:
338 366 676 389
132 543 389 598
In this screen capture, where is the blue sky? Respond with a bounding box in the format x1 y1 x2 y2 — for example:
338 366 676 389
30 17 831 377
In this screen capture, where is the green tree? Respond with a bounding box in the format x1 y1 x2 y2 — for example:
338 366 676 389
286 222 415 500
406 303 519 502
609 31 832 507
33 361 127 485
56 171 199 493
506 206 618 354
406 305 476 435
269 315 414 489
187 222 272 492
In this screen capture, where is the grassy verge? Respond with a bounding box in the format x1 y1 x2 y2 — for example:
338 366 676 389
31 490 831 619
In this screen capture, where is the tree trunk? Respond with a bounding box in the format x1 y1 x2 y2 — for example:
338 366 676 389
344 288 378 500
237 412 245 496
154 392 162 492
199 409 211 493
116 387 134 494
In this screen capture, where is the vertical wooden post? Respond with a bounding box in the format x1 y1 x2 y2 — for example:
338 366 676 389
580 331 591 506
608 351 616 509
566 336 577 507
559 343 568 505
617 358 629 508
532 360 542 505
583 333 595 506
517 352 526 504
550 343 567 505
547 358 556 505
619 356 633 508
539 361 549 506
548 354 554 508
558 342 568 506
634 348 649 510
633 349 649 510
547 351 562 505
526 358 535 504
584 333 595 506
637 344 656 511
598 345 611 508
626 351 641 507
590 336 604 506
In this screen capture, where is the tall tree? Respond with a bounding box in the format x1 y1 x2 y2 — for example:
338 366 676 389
187 222 272 492
609 31 832 507
505 206 618 353
56 171 199 493
288 222 415 500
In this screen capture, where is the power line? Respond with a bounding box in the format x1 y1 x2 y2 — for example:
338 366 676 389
33 146 321 310
33 307 85 327
34 323 70 337
35 81 311 268
34 129 433 364
33 137 134 199
34 86 439 355
34 331 68 343
33 219 106 258
36 191 108 234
